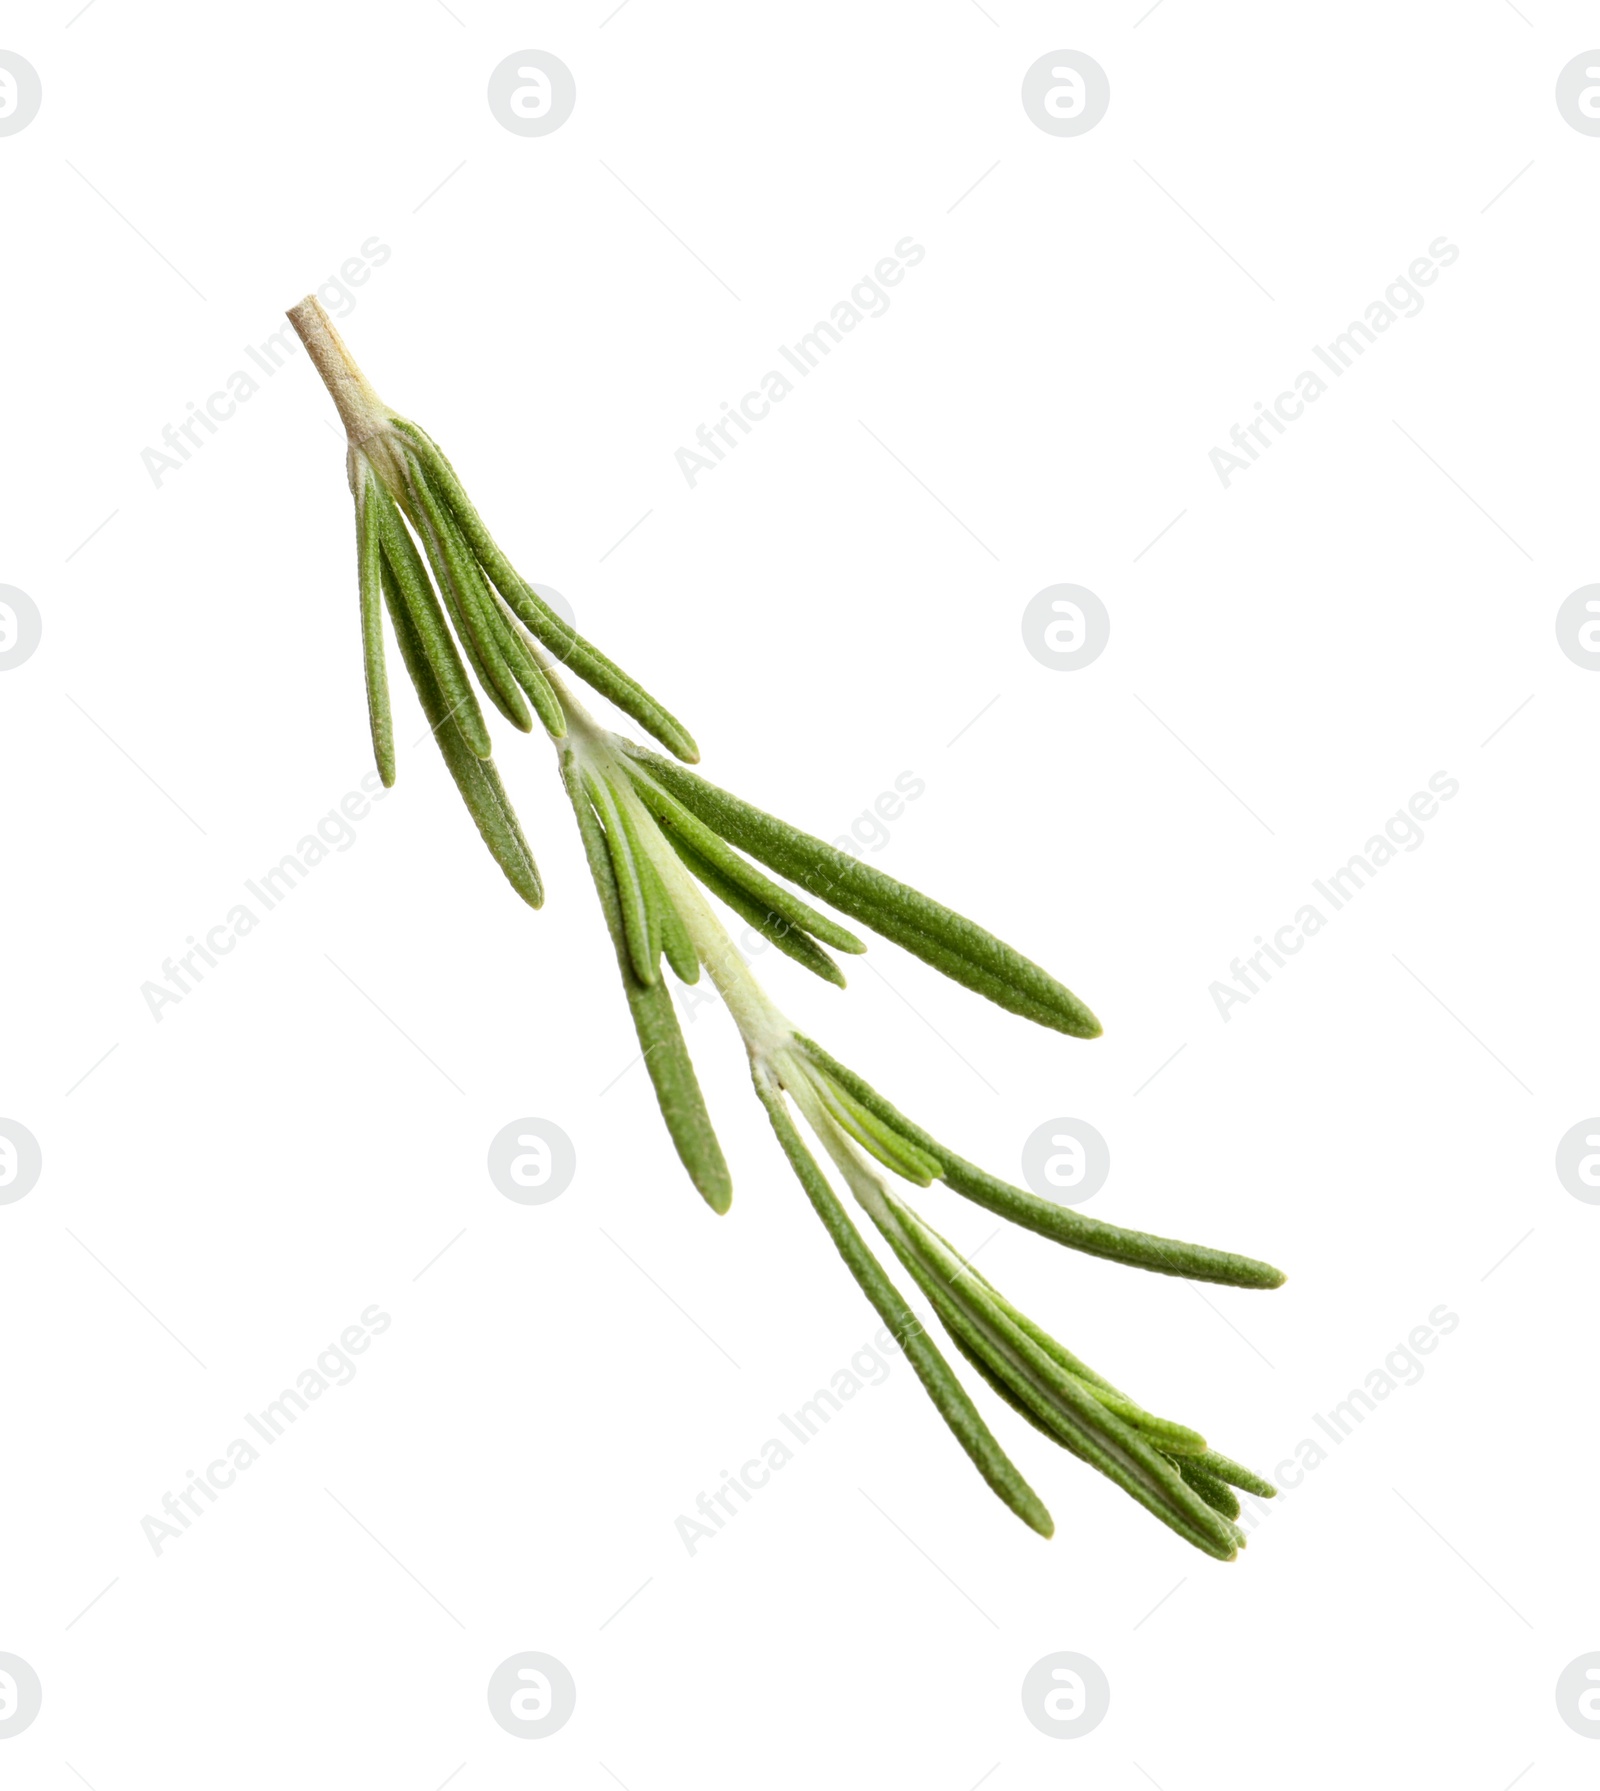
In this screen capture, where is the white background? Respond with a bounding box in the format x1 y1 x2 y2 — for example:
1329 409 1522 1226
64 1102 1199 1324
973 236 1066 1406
3 2 1596 1785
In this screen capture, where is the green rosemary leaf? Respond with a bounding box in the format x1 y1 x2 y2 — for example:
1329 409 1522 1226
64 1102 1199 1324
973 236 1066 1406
969 1298 1207 1456
871 1211 1232 1556
939 1152 1285 1290
807 1071 943 1187
482 592 567 739
562 752 731 1212
642 855 665 972
944 1263 1264 1494
781 1066 1234 1556
865 923 1091 1035
878 1197 1238 1559
391 418 700 763
354 470 395 788
941 1310 1242 1556
631 972 730 1209
379 564 542 907
646 855 700 983
1189 1450 1277 1500
616 783 689 983
902 1219 1210 1454
926 1243 1114 1388
949 1329 1220 1504
1175 1458 1242 1521
944 1325 1063 1444
510 583 699 765
794 1036 1285 1291
751 1068 1053 1538
626 766 866 954
619 745 1101 1039
410 451 567 740
584 772 657 987
367 472 493 760
444 588 532 736
404 454 533 734
926 1284 1154 1487
667 835 846 988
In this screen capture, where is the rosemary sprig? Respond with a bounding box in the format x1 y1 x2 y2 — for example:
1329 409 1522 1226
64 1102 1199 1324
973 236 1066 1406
290 295 1285 1558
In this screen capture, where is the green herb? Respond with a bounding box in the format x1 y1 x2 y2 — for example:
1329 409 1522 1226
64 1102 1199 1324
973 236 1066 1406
289 296 1285 1558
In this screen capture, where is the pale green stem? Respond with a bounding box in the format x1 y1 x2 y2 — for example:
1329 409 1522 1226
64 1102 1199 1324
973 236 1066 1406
782 1058 898 1223
548 671 794 1061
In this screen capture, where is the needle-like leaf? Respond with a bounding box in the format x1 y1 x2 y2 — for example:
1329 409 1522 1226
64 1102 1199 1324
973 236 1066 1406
807 1070 943 1187
379 564 541 907
794 1035 1285 1290
483 592 566 738
405 452 533 734
752 1067 1054 1538
366 470 493 761
407 452 569 742
354 468 395 788
665 834 846 988
620 744 1101 1039
562 750 731 1212
1175 1458 1242 1521
626 762 865 954
391 418 699 763
584 770 658 988
869 1192 1242 1560
647 854 700 984
906 1212 1209 1455
1186 1450 1277 1500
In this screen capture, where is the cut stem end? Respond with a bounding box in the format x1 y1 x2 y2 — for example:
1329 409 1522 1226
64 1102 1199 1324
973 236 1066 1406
288 295 394 445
